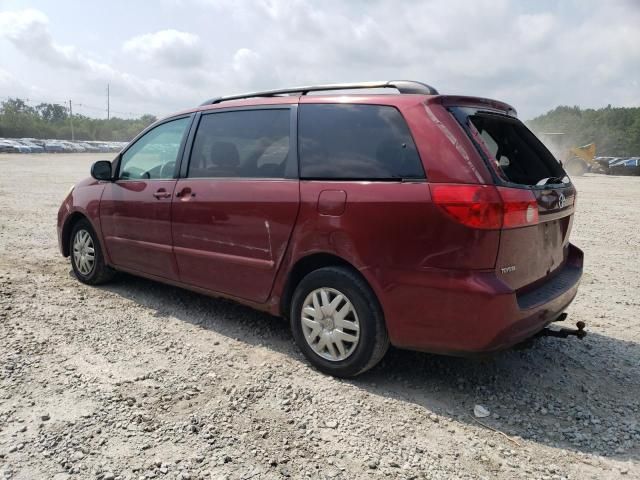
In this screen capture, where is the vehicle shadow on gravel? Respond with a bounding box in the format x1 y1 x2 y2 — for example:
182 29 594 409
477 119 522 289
361 338 640 462
101 273 640 462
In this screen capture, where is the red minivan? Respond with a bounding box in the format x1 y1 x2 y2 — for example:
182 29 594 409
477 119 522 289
57 81 583 377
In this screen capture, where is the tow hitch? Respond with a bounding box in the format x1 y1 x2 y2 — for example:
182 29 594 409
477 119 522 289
537 313 587 340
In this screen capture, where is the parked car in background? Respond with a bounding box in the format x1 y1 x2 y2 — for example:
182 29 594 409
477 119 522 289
108 142 127 152
0 140 21 153
0 137 130 153
609 157 640 175
17 140 44 153
78 142 100 152
44 141 65 153
91 142 112 153
60 141 86 152
57 80 584 377
2 139 31 153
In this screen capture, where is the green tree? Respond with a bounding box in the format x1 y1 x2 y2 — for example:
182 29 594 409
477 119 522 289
0 98 156 141
528 105 640 157
36 103 68 122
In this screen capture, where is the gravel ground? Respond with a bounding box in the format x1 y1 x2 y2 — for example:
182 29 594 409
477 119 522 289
0 153 638 480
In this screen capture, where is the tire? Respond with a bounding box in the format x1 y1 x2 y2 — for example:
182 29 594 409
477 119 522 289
290 266 389 378
69 219 115 285
565 158 588 177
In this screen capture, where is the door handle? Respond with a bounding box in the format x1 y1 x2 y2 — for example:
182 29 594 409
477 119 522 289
176 187 195 198
153 189 172 199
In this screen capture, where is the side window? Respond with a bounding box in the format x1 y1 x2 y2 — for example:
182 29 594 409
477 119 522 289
188 109 290 178
299 104 424 180
119 117 190 180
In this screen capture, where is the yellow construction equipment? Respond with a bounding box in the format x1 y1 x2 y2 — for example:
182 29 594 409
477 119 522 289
564 143 597 176
538 133 598 176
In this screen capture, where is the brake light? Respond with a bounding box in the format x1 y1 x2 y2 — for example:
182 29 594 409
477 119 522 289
430 184 502 229
431 184 539 230
497 186 539 228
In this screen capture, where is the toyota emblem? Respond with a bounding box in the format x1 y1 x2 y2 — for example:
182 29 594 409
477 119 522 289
558 192 566 209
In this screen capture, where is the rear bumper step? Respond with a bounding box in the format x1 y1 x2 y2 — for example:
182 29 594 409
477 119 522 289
516 264 582 310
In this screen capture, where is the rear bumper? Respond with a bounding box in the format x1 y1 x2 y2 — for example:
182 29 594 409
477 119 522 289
373 244 584 354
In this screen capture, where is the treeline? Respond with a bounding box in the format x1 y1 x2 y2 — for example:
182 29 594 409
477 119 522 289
0 98 157 142
527 105 640 157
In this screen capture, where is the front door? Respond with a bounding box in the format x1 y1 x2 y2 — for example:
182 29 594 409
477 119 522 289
171 108 299 302
100 116 191 279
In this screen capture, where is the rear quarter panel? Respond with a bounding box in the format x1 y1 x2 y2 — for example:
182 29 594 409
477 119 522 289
269 181 502 333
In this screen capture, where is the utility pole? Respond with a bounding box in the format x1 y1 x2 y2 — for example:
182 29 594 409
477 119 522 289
69 99 75 141
107 84 110 120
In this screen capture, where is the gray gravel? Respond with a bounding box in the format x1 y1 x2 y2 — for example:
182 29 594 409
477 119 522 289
0 153 638 479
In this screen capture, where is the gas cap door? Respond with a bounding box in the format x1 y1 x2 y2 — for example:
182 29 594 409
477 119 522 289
317 190 347 216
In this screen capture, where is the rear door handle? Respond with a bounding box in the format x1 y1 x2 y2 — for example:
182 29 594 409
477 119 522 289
153 189 172 199
176 187 195 198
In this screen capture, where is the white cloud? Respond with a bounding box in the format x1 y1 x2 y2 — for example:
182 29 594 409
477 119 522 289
199 0 640 118
123 30 203 67
516 13 557 46
0 9 198 114
0 68 15 88
0 1 639 119
0 8 85 69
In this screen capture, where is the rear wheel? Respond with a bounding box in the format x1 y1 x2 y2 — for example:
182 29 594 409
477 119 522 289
70 219 115 285
290 266 389 377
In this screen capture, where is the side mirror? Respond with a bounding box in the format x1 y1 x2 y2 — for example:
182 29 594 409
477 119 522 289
91 160 113 181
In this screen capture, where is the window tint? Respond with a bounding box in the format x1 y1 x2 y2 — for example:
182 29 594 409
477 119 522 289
299 104 424 180
188 109 290 178
119 117 189 180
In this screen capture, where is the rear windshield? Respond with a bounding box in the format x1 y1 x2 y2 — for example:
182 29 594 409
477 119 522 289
299 104 424 180
466 112 566 186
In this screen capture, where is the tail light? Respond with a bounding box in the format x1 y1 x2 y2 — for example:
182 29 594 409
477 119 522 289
497 186 539 228
431 184 539 230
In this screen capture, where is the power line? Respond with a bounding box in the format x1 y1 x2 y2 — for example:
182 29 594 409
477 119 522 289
0 95 151 118
68 100 74 141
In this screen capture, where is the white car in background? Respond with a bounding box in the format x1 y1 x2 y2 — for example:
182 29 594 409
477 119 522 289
1 139 31 153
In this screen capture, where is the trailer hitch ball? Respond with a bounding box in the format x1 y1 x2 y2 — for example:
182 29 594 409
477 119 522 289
576 321 586 339
537 318 587 340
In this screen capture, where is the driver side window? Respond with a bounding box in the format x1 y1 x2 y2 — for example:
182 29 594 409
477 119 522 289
119 117 190 180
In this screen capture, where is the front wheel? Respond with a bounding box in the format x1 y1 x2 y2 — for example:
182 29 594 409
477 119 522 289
69 219 115 285
290 267 389 378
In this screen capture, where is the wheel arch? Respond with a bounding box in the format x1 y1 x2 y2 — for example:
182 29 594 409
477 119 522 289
279 252 378 319
61 212 102 257
61 212 87 257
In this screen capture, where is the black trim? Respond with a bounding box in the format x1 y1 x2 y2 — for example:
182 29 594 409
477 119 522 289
517 264 582 310
286 104 299 179
179 112 201 178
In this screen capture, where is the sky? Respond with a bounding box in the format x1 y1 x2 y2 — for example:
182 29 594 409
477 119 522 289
0 0 638 120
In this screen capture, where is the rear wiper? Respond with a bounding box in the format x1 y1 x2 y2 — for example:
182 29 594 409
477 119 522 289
536 176 569 186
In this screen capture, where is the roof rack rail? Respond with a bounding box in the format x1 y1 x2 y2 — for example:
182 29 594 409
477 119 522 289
199 80 438 106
